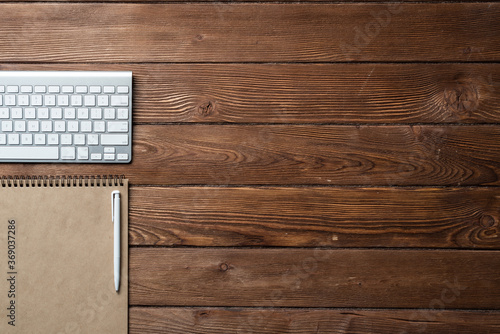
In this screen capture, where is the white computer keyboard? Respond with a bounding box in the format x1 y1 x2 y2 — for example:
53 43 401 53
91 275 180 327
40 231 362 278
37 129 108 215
0 71 132 163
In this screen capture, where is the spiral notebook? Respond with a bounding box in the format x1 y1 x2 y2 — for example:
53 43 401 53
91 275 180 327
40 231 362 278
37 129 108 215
0 176 128 334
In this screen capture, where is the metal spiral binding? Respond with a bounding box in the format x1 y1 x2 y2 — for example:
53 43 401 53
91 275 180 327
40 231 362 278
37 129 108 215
0 175 125 187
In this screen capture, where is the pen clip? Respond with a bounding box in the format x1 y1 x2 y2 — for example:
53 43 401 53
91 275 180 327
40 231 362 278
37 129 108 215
111 190 120 222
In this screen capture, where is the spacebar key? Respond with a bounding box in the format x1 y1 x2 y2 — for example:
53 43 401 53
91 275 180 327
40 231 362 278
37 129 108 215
0 147 59 160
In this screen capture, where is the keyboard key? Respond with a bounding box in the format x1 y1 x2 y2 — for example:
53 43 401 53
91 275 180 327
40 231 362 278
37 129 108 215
71 95 83 106
0 95 2 106
58 95 69 106
12 108 23 119
8 134 19 145
2 121 13 132
117 153 129 161
61 134 72 145
104 147 115 153
48 86 60 93
94 121 105 132
64 108 76 119
45 95 56 106
31 95 43 106
88 134 99 145
5 95 16 106
117 108 129 120
34 134 46 145
28 121 39 132
0 134 6 145
74 134 85 145
14 121 26 132
48 134 59 145
110 95 129 107
77 147 89 160
61 147 76 160
104 108 115 119
38 108 49 119
18 95 29 106
107 121 128 133
76 86 88 94
7 86 19 93
90 108 102 119
81 121 92 132
0 86 4 93
21 134 32 145
68 121 79 132
20 86 32 93
34 86 46 93
84 95 96 107
103 86 115 94
0 147 58 159
117 86 129 94
101 134 128 146
104 153 115 160
51 108 63 119
62 86 74 93
77 108 89 119
97 95 109 107
0 108 8 119
91 153 102 160
89 86 101 94
25 108 36 119
54 121 66 132
41 121 52 132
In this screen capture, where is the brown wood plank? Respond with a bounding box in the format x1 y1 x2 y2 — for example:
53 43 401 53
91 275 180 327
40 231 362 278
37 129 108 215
129 187 500 249
129 307 500 334
0 4 499 62
4 63 500 124
0 125 499 186
129 248 500 308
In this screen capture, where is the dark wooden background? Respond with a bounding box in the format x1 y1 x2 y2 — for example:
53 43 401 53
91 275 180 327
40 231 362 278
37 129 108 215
1 0 500 333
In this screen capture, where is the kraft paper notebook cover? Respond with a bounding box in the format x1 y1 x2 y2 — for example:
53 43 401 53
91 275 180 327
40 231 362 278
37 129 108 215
0 175 128 333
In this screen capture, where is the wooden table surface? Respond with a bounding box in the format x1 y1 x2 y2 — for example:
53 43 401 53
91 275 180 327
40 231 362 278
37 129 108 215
1 0 500 333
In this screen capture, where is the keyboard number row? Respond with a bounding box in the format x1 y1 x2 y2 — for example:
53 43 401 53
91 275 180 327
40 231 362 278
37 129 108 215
0 94 128 107
0 107 128 120
1 121 128 133
0 133 128 146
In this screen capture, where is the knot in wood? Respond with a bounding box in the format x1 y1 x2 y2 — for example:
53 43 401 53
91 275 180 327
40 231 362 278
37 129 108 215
442 81 479 117
198 101 214 117
480 214 496 228
219 262 229 272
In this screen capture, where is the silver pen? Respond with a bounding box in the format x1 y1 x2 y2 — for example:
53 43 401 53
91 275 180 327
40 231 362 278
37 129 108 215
112 191 121 292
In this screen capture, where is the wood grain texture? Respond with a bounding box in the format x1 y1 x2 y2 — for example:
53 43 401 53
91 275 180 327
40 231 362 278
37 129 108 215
2 63 500 124
129 248 500 308
129 307 500 334
0 4 498 62
1 125 499 186
126 63 500 124
0 0 498 330
129 187 500 248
